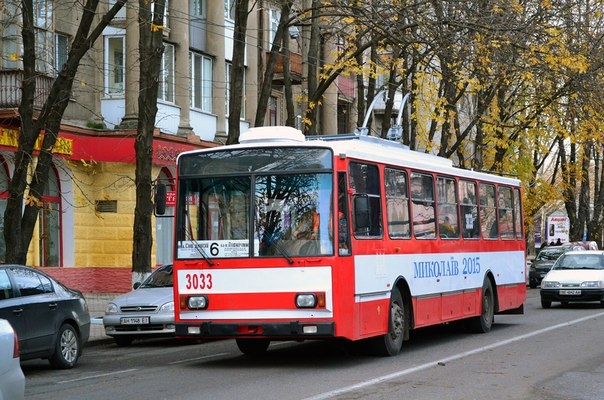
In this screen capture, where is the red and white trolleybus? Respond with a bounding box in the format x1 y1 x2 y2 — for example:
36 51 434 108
160 126 526 356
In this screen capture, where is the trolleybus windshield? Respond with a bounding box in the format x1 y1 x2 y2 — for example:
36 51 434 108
176 147 334 259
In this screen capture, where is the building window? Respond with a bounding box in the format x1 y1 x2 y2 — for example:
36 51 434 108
105 35 125 95
190 52 213 112
40 165 61 267
225 63 245 118
224 0 235 20
269 8 280 45
192 0 204 18
268 96 278 125
152 0 170 29
108 0 126 19
158 43 174 102
35 29 53 74
55 33 69 74
34 0 53 74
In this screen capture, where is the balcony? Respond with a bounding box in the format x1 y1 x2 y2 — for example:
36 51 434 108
266 51 303 85
0 70 53 112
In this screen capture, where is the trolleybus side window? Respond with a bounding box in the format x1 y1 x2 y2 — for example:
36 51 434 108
437 176 459 239
513 188 523 239
459 180 479 239
337 172 351 255
349 162 382 237
385 168 411 239
410 172 436 239
498 186 515 239
480 183 497 239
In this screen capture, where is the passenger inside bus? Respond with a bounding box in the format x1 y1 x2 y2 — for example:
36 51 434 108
292 208 320 240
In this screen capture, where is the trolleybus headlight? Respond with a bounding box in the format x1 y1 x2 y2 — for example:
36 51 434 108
184 295 208 310
296 294 317 308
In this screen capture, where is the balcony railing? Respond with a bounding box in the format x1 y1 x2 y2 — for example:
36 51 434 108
266 51 303 85
0 70 54 110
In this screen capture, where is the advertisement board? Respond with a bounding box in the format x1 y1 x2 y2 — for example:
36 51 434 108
546 215 570 244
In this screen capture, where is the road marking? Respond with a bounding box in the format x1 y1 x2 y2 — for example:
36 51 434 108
57 369 138 384
168 352 229 364
302 311 604 400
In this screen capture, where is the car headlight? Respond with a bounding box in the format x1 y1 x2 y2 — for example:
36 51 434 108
541 281 561 288
106 302 119 314
159 301 174 312
581 281 603 288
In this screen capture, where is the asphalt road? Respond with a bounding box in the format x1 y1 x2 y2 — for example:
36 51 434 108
22 289 604 400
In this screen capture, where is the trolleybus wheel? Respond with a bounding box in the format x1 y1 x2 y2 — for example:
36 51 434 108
236 338 270 356
467 278 494 333
370 288 404 356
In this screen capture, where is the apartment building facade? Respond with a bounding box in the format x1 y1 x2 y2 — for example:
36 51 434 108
0 0 357 290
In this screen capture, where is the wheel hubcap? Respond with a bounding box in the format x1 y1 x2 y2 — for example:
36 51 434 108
390 302 404 339
61 329 78 363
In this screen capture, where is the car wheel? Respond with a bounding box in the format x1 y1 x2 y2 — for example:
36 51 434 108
236 338 270 356
467 277 495 333
114 336 134 347
369 288 405 356
529 280 537 289
541 299 552 308
49 323 81 369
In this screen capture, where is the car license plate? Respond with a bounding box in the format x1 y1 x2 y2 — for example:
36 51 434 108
120 317 150 325
559 290 581 295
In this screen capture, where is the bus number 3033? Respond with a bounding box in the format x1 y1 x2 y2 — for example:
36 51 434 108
184 273 213 290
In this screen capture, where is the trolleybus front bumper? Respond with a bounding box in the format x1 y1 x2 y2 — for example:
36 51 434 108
176 321 335 338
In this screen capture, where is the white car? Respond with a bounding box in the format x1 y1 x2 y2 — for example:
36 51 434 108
103 264 174 346
0 318 25 400
540 250 604 308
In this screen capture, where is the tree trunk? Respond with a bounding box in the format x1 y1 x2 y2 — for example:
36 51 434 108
255 1 292 127
226 0 250 145
132 0 164 278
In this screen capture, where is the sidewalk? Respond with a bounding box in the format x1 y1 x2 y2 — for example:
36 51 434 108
84 293 119 345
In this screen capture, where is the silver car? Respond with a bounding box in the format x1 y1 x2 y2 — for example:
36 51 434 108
103 264 174 346
0 318 25 400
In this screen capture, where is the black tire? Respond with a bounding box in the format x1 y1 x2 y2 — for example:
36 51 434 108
114 336 134 347
529 281 537 289
467 278 494 333
541 298 552 308
236 338 270 356
370 288 405 356
49 323 81 369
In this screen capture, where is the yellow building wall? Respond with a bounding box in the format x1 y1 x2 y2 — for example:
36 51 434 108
68 161 159 268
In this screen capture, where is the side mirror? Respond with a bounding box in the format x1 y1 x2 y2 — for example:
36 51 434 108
155 183 167 215
353 195 370 232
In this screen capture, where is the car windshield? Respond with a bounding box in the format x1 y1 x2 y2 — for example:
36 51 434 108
554 255 604 270
536 249 565 261
139 265 173 288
